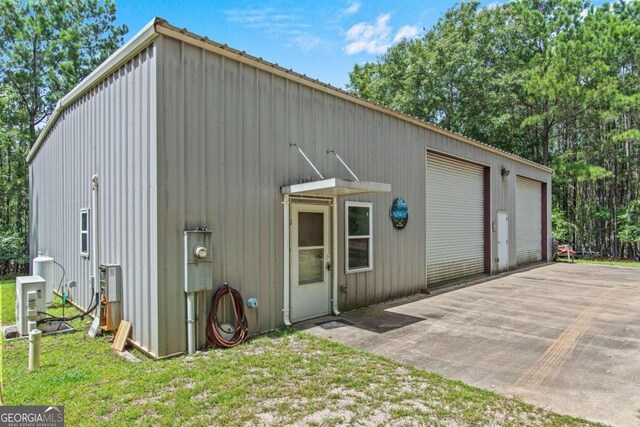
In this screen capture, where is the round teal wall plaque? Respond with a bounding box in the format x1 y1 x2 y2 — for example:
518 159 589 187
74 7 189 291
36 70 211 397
390 198 408 230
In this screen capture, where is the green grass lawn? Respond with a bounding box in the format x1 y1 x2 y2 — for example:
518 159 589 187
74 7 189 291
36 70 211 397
1 279 603 426
556 258 640 268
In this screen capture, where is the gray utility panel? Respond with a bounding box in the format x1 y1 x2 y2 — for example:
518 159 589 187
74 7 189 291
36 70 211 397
184 230 213 293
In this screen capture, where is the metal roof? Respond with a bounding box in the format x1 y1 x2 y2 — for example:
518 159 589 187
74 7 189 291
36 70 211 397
27 17 553 174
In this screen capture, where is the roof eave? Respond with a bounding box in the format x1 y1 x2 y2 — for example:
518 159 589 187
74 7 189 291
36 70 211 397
28 17 553 175
155 20 553 174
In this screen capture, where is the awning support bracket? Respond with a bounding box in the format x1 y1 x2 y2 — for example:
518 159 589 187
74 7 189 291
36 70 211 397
327 150 359 181
290 144 324 179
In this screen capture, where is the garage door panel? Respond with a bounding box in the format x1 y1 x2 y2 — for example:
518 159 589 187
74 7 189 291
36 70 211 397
516 176 542 264
426 153 485 284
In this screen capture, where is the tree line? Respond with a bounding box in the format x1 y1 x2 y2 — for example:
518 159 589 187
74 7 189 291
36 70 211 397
0 0 638 277
348 0 639 259
0 0 126 276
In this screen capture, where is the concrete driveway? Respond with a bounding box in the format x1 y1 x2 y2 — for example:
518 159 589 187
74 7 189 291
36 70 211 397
298 263 640 426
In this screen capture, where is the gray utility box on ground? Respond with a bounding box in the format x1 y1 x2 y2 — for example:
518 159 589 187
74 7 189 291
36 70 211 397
100 264 122 302
16 275 46 335
100 264 122 331
184 230 213 293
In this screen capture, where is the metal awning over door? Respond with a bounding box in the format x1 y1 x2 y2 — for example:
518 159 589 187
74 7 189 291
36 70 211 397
281 178 391 197
516 176 542 264
426 152 485 284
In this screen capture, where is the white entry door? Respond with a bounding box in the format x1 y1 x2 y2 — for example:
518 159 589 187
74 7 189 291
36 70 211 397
497 211 509 271
290 204 331 322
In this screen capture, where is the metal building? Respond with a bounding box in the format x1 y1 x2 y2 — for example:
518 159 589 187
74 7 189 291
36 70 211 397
28 18 553 358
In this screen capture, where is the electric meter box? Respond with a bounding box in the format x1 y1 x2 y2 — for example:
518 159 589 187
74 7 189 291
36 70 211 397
16 275 46 335
184 230 212 293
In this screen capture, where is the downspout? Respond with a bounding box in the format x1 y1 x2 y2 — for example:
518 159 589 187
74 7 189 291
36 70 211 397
332 197 340 316
283 195 291 326
91 175 100 313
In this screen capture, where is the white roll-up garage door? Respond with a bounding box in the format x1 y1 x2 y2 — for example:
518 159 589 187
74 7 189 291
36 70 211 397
426 152 485 284
516 176 542 264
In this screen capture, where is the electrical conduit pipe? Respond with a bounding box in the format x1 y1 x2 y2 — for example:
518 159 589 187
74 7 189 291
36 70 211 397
186 292 197 354
283 195 291 326
91 175 100 314
332 197 340 316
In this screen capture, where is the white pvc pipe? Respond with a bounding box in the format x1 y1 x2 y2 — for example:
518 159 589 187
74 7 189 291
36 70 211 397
91 175 100 314
29 329 42 370
283 195 291 326
27 320 37 334
332 198 340 316
186 292 196 354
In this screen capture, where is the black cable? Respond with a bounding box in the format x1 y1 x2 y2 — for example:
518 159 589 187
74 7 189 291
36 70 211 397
38 296 98 325
53 260 65 295
37 290 96 319
36 291 99 326
36 311 61 318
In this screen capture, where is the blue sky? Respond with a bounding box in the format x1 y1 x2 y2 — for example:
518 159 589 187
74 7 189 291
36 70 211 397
116 0 505 89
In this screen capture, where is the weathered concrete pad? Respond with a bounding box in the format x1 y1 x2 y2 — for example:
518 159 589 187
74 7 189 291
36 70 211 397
298 263 640 426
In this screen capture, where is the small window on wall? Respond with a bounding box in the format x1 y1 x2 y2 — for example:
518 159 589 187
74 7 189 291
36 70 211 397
80 208 90 258
345 201 373 273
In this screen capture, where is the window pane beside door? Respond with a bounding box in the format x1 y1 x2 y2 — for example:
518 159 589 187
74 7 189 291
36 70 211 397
348 207 370 235
348 238 369 269
298 212 323 247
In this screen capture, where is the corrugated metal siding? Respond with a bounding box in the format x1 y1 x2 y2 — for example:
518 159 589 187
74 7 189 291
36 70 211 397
516 176 542 264
155 34 554 355
27 30 554 358
155 37 428 355
29 45 160 356
426 153 485 284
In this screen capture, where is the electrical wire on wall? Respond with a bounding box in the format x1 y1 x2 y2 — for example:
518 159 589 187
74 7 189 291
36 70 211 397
37 290 99 326
53 260 65 294
36 260 99 327
206 283 248 348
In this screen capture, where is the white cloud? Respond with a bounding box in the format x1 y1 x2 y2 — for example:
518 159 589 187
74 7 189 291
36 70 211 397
344 1 361 15
344 13 393 55
225 7 324 52
393 25 419 42
290 32 323 51
224 8 299 29
344 14 420 55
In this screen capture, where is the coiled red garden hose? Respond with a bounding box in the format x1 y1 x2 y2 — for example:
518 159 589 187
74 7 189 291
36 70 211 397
206 283 248 348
